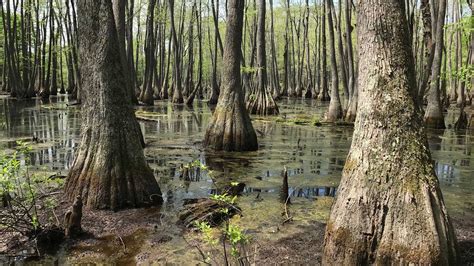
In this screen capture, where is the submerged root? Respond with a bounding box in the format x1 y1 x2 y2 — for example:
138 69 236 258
247 87 279 116
325 100 343 122
204 101 258 151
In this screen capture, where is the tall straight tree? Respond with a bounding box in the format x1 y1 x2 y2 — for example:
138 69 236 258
325 0 342 122
424 0 447 128
247 0 279 115
318 0 330 101
323 0 457 264
169 0 184 104
140 0 157 105
204 0 258 151
65 0 162 210
113 0 136 104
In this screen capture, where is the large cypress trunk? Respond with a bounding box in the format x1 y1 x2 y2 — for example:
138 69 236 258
204 0 258 152
323 0 458 264
65 0 162 210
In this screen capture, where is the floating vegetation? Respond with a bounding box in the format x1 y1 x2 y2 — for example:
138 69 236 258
274 114 322 126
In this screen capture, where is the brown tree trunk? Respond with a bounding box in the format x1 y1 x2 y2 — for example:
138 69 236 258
318 0 330 101
325 0 342 122
113 0 136 104
65 0 162 210
334 0 348 106
345 0 358 123
169 0 183 104
246 0 279 116
269 0 280 100
139 0 157 105
417 0 434 104
208 0 221 105
323 0 458 264
424 0 446 129
204 0 258 152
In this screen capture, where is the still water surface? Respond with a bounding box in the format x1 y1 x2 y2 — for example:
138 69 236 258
0 96 472 263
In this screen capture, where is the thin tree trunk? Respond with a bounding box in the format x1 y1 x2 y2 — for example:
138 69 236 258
325 0 342 122
424 0 447 129
318 0 329 101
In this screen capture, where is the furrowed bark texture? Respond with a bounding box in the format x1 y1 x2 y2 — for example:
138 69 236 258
65 0 162 210
204 0 258 152
323 0 458 264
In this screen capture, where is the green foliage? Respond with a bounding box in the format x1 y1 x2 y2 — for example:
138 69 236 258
210 193 237 205
241 66 258 74
225 224 248 257
195 221 219 246
275 114 321 126
0 141 61 235
193 189 251 264
447 64 474 91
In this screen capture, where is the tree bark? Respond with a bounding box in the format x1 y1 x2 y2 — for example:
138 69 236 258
325 0 342 122
113 0 136 104
246 0 279 116
318 0 330 101
65 0 162 210
204 0 258 152
424 0 446 129
140 0 157 105
169 0 184 104
323 0 458 264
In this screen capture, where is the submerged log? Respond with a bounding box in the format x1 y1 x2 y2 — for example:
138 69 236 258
178 198 240 228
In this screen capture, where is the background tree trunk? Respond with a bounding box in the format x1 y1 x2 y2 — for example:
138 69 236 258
246 0 279 116
424 0 447 129
318 0 330 101
325 0 342 122
204 0 258 152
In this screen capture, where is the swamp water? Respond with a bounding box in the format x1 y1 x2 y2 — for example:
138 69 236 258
0 96 473 264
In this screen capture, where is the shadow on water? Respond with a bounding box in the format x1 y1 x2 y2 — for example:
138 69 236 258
0 97 473 264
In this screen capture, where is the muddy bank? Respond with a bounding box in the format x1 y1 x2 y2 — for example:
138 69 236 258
2 193 472 265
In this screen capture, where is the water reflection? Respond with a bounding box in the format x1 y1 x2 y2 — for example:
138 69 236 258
0 97 472 215
245 186 337 198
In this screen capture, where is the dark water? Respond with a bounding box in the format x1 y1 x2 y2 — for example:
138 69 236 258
0 96 473 263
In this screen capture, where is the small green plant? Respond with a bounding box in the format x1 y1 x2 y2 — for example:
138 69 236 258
225 224 248 257
193 189 252 265
183 160 254 264
0 141 61 236
240 66 259 74
195 221 218 246
275 115 322 126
